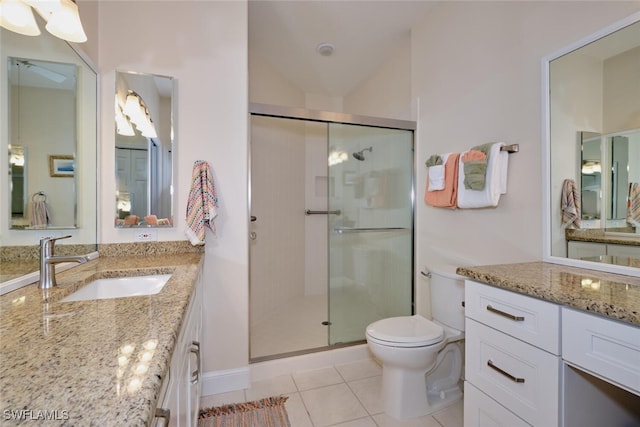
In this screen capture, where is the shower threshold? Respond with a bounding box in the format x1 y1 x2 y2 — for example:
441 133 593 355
250 340 366 364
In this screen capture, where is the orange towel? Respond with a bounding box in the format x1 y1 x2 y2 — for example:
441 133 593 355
424 152 460 208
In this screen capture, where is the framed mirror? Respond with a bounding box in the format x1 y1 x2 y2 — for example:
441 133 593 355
8 57 78 229
544 12 640 276
1 26 97 281
114 71 174 228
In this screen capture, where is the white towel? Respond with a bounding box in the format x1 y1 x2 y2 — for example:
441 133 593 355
456 142 508 208
427 153 450 191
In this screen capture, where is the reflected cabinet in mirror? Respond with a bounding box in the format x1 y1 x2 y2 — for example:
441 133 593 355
546 13 640 274
0 26 97 281
114 71 174 228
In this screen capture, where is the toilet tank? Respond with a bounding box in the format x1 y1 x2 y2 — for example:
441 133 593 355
427 263 465 331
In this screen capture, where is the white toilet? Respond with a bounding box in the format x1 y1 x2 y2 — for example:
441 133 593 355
365 264 465 420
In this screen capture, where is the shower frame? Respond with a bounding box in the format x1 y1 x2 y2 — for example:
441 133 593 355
248 102 417 362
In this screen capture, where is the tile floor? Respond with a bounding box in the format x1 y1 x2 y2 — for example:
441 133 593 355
200 359 464 427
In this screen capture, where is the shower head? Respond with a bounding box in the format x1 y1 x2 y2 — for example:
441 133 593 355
353 147 373 161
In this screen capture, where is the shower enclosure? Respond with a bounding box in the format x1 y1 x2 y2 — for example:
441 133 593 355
249 104 415 361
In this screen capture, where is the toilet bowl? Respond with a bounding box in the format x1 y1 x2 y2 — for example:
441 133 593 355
365 264 465 420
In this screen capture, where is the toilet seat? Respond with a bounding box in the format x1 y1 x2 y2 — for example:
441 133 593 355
366 315 444 348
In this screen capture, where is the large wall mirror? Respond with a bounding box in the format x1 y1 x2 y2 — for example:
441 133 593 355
0 27 97 279
545 12 640 276
114 71 174 228
8 57 78 229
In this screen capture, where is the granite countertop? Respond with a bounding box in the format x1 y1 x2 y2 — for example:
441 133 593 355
456 262 640 326
565 228 640 247
0 252 203 426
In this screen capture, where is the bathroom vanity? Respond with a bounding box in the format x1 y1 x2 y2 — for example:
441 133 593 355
0 249 203 426
457 262 640 427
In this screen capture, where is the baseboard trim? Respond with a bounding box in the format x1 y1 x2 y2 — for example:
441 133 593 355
202 367 250 396
250 343 372 382
202 344 373 396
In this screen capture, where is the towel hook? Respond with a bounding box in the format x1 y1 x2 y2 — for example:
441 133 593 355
32 191 47 202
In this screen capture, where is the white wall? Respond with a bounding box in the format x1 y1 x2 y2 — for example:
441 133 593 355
604 45 640 133
97 1 248 373
411 1 640 272
344 33 412 120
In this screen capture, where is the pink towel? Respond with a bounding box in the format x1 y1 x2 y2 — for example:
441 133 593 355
185 160 218 245
424 153 460 209
561 179 581 229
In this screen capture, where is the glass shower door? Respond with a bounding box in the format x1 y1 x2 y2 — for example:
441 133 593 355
327 123 414 345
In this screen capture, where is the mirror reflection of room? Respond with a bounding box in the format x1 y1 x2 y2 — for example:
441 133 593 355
114 71 173 228
8 57 78 229
550 18 640 262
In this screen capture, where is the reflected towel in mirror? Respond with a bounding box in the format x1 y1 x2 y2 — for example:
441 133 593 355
561 179 581 229
30 200 51 227
627 182 640 226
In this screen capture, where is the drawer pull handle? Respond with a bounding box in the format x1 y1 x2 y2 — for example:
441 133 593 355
487 360 525 383
190 341 201 385
155 408 170 425
486 305 524 321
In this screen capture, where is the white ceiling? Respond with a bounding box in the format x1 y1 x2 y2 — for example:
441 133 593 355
249 1 437 97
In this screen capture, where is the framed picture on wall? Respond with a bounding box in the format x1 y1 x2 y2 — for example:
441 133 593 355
49 155 75 177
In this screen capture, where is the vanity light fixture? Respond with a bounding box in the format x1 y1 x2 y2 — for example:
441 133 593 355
0 0 87 43
115 97 135 136
119 90 158 139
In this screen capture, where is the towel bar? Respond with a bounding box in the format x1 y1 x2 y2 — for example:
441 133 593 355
500 144 519 153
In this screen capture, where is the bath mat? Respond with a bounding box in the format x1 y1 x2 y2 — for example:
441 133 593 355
198 395 291 427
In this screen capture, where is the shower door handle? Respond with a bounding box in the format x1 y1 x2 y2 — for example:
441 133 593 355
334 227 409 234
305 209 341 216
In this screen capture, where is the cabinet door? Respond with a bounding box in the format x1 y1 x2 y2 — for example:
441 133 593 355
562 308 640 396
187 273 203 426
567 241 606 260
464 382 531 427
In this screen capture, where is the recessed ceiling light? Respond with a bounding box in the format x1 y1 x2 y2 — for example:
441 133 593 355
316 43 335 57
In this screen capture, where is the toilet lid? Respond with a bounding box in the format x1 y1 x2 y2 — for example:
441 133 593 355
366 315 444 346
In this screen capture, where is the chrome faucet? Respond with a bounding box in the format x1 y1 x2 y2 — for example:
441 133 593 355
39 235 89 289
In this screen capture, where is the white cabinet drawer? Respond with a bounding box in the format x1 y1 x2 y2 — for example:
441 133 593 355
465 280 560 354
607 243 640 259
568 241 606 260
464 381 531 427
465 319 560 427
562 308 640 396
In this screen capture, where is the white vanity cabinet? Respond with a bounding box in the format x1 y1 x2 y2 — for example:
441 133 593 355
568 240 640 260
464 280 561 427
567 241 606 259
154 270 203 427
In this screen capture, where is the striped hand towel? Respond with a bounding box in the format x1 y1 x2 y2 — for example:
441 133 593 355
31 200 51 227
561 179 581 229
627 182 640 226
185 160 218 246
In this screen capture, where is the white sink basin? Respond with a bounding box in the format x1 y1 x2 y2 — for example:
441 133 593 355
61 274 172 302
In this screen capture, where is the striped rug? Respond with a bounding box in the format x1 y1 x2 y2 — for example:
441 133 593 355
198 396 290 427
